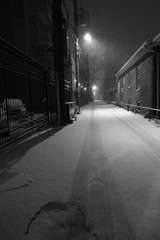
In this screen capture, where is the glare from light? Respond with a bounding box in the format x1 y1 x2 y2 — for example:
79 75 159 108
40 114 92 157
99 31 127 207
92 85 97 91
81 85 83 88
84 87 87 91
78 83 81 86
84 33 92 43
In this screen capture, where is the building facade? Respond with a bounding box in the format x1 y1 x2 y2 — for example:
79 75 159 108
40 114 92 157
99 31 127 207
115 33 160 115
0 0 52 53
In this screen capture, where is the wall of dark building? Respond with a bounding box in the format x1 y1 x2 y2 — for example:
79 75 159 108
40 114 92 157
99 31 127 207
0 0 26 51
0 0 53 55
139 56 153 107
118 55 154 109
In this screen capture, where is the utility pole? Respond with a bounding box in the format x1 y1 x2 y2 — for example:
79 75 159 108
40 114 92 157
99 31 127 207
52 0 66 125
74 0 79 106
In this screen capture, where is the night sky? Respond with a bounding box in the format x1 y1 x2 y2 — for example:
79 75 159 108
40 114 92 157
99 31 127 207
65 0 160 90
79 0 160 63
71 0 159 89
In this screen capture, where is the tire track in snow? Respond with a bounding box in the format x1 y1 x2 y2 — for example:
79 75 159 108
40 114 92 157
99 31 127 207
103 156 135 240
66 115 95 239
87 153 135 240
67 105 136 239
92 105 135 240
86 109 115 239
87 163 114 240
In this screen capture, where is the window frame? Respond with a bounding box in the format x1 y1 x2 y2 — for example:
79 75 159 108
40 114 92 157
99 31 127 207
136 66 140 91
128 72 131 88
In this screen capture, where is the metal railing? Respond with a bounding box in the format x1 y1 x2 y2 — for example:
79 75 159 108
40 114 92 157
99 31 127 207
118 102 160 121
0 38 57 148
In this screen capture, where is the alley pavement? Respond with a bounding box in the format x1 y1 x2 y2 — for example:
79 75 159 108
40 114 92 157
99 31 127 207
1 101 160 240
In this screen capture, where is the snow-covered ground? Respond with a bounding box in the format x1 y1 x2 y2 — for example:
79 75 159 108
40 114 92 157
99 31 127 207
0 101 160 240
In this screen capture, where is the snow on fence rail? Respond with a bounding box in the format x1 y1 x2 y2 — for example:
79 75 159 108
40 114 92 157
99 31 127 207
118 102 160 121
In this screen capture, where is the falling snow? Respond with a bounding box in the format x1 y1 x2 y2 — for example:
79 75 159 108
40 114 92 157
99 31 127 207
1 101 160 240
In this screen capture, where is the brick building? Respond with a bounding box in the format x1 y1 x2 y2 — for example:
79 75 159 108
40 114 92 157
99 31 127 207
115 33 160 113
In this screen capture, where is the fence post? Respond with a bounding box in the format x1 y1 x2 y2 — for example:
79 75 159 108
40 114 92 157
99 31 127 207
28 72 34 129
149 109 152 121
3 59 10 141
44 70 50 124
56 72 60 126
157 52 160 118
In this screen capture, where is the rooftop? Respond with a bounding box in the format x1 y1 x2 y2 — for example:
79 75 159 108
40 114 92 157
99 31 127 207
115 33 160 80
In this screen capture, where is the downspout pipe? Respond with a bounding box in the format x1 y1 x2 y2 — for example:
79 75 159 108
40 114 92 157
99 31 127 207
157 52 160 115
143 40 160 117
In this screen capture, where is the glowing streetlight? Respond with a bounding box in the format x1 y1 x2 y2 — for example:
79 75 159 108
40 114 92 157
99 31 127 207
92 85 97 91
84 33 92 43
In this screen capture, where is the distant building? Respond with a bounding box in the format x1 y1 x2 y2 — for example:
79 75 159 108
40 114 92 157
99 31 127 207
115 33 160 114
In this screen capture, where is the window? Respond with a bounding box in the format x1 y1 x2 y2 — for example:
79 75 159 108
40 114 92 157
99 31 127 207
120 77 125 92
118 81 120 93
120 78 125 93
136 66 140 90
123 77 125 86
128 72 131 88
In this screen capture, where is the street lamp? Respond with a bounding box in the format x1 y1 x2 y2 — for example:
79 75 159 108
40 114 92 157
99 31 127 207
92 85 97 91
92 85 97 100
83 33 92 43
74 0 90 107
73 32 92 106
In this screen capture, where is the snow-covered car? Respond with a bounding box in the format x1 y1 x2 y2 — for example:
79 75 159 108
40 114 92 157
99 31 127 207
1 99 26 118
0 107 7 122
0 107 8 138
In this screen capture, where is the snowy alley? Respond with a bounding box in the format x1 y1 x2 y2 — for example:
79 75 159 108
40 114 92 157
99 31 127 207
1 101 160 239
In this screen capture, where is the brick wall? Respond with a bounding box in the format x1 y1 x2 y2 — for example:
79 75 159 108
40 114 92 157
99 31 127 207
118 55 153 108
140 56 153 107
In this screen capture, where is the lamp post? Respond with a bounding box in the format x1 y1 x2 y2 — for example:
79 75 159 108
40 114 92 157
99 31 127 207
92 85 97 101
74 0 79 106
74 1 90 107
82 32 93 103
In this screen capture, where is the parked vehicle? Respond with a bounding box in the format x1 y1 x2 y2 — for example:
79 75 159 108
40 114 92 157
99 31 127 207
1 99 26 118
0 107 8 138
0 107 7 121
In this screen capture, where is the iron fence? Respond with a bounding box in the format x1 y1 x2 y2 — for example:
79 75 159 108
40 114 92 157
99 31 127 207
118 102 160 122
0 38 57 148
